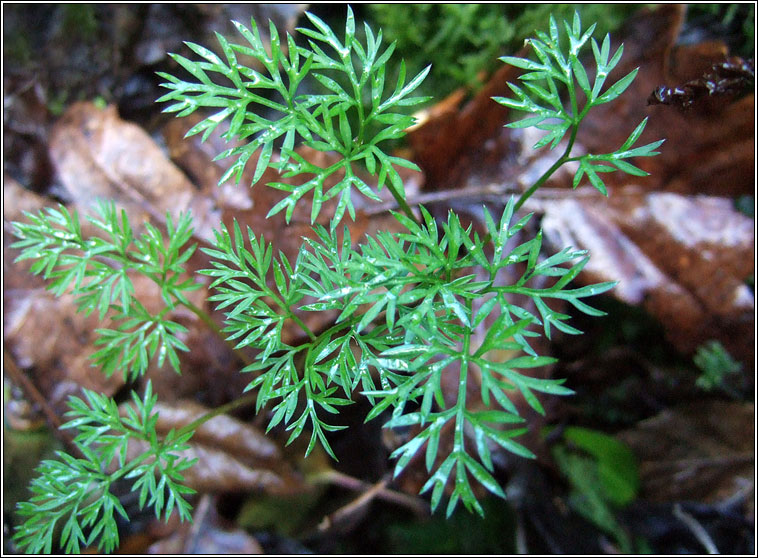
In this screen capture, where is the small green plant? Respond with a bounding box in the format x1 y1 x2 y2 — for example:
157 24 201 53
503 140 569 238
693 340 743 397
552 434 640 552
11 8 662 553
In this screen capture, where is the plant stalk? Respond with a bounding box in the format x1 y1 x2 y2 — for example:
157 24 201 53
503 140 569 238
513 121 580 211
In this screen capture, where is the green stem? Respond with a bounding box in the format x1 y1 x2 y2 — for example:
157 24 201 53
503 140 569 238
513 122 579 212
385 180 419 225
454 316 471 454
290 313 318 343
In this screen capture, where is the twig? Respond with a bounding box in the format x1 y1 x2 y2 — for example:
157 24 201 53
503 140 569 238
673 503 719 554
515 510 529 554
182 493 212 554
318 478 389 532
3 349 64 431
3 349 85 459
314 469 429 519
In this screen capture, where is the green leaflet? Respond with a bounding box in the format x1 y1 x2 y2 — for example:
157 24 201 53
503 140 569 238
12 382 196 554
494 11 664 199
158 5 429 229
203 201 612 516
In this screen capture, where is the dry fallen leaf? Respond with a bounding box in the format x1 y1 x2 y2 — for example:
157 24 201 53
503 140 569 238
48 101 221 241
121 399 306 496
3 174 242 410
617 400 754 521
3 178 124 410
406 50 525 192
146 495 264 554
573 5 754 197
532 187 754 367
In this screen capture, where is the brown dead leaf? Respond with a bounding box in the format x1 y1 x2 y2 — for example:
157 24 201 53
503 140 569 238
146 495 263 554
152 400 282 464
3 176 53 290
3 289 123 412
1 266 210 414
617 401 754 520
162 113 331 256
533 187 754 367
406 52 526 192
122 399 305 496
572 5 754 196
3 178 125 410
2 176 240 409
48 101 221 241
407 5 753 200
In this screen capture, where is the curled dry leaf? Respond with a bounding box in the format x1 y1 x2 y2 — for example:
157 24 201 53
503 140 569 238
151 400 281 463
647 56 755 110
122 399 305 496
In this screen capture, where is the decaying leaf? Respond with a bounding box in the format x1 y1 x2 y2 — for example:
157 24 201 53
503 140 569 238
617 401 754 521
146 496 264 554
4 179 125 408
3 176 240 409
573 5 755 196
406 51 526 191
122 399 306 496
48 101 220 241
533 188 754 367
3 289 124 411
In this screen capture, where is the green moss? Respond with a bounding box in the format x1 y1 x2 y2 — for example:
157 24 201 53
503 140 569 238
367 4 644 99
61 4 99 41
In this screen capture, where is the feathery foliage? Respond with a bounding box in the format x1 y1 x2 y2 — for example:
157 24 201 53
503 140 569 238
157 5 429 226
12 382 196 554
494 12 663 205
11 8 661 552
